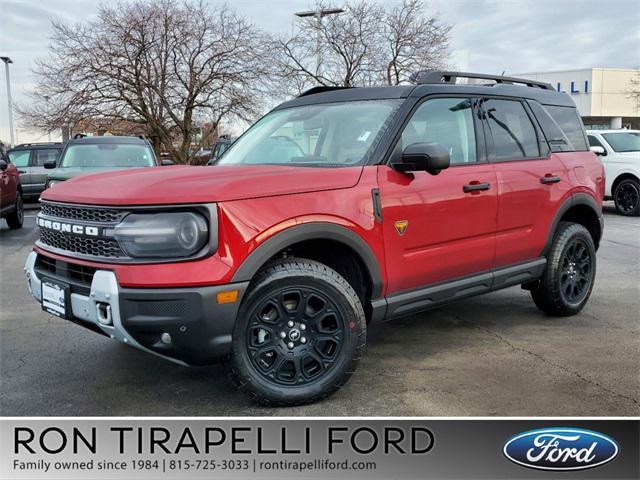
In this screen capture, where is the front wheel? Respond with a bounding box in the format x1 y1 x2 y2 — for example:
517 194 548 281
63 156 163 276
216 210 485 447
613 178 640 216
531 222 596 316
6 191 24 229
227 258 366 406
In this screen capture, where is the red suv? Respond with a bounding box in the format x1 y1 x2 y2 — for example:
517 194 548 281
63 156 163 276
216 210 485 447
25 72 604 405
1 150 24 229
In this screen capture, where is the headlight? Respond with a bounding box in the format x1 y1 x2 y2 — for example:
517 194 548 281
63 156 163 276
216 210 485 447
112 212 209 258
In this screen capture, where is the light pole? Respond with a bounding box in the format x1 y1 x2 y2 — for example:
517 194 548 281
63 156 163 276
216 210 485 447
0 56 15 147
294 8 344 77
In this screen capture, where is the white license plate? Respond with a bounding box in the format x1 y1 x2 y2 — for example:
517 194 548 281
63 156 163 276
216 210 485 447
42 281 68 318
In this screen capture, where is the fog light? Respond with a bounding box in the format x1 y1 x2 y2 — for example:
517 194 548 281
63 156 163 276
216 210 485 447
160 333 172 344
216 290 239 304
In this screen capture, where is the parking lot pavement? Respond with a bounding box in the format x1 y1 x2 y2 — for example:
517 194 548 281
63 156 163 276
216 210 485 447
1 203 638 416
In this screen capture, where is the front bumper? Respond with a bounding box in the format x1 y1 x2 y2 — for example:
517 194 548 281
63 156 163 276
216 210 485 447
25 251 248 366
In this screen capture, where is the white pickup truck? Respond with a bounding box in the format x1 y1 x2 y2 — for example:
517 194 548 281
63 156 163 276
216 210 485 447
587 130 640 216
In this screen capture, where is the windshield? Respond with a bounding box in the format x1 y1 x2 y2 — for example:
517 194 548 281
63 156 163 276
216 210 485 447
218 100 401 167
602 132 640 152
61 143 156 168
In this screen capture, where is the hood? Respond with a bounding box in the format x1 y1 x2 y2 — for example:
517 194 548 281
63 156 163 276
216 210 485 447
48 166 155 181
41 165 363 205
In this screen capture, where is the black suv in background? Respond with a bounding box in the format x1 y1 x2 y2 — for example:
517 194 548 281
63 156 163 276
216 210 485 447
7 143 63 200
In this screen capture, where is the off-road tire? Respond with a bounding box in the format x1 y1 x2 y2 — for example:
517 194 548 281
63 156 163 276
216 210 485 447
531 222 596 316
226 258 366 406
6 191 24 229
613 177 640 216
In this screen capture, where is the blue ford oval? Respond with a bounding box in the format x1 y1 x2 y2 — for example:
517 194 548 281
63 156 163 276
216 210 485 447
503 428 619 471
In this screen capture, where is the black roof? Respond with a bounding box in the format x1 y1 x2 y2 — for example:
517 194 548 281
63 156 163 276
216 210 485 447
9 142 64 151
275 79 575 111
68 135 150 145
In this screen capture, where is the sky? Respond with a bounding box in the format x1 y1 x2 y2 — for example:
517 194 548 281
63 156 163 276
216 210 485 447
1 0 639 143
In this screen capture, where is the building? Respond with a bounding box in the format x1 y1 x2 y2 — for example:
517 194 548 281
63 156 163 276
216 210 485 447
515 68 639 130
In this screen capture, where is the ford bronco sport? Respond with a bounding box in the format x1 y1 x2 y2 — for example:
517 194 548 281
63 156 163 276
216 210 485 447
25 71 604 406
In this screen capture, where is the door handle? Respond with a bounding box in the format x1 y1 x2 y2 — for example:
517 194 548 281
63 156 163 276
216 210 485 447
540 175 561 184
463 182 491 193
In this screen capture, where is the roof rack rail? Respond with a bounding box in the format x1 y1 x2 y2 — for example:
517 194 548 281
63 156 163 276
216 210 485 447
298 86 353 97
73 133 87 139
416 70 554 90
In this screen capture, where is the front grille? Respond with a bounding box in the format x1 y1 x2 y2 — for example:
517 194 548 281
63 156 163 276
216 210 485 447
40 229 124 258
41 202 127 224
35 255 97 296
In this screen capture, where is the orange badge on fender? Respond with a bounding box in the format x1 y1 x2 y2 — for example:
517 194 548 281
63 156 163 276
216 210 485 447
394 220 408 236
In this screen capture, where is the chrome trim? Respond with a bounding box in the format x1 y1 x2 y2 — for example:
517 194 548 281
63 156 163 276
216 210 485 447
24 251 188 366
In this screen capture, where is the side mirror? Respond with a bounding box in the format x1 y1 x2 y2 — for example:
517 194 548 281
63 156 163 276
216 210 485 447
161 159 174 166
590 146 606 156
392 142 451 175
0 159 7 171
44 160 57 169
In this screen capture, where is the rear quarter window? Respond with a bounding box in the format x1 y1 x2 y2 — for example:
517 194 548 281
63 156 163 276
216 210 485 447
544 105 588 151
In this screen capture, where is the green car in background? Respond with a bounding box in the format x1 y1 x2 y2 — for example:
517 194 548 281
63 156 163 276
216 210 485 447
44 135 169 189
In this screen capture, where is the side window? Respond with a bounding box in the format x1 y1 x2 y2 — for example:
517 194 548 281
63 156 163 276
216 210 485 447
588 135 605 149
34 149 61 166
401 98 477 165
545 105 588 151
8 150 30 168
484 99 540 160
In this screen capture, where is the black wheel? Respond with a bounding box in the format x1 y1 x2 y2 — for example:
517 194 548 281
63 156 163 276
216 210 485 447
227 258 366 406
6 191 24 229
531 222 596 316
613 178 640 216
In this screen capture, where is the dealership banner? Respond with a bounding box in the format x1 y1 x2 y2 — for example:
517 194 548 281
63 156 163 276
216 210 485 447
0 419 638 479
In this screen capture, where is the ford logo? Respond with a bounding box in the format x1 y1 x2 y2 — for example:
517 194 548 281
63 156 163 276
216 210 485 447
503 428 619 471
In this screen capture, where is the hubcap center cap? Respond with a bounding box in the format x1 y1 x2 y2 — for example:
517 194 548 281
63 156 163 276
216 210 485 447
288 328 301 341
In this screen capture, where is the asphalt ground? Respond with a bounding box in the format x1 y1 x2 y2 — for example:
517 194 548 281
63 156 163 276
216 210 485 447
1 203 638 416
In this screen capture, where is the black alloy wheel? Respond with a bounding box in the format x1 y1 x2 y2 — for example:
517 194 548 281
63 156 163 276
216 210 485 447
614 178 640 216
247 287 345 386
558 238 592 305
227 258 366 406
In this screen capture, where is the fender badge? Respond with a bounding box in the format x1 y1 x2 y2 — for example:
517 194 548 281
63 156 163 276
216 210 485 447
394 220 409 236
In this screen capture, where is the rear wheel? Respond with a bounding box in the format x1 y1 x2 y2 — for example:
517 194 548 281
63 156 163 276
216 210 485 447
6 191 24 229
613 177 640 216
227 258 366 406
531 222 596 316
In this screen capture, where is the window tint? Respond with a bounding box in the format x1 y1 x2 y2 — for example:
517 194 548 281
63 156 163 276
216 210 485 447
401 98 476 165
545 105 588 151
484 99 540 160
35 149 60 166
8 150 30 167
602 132 640 152
588 135 605 149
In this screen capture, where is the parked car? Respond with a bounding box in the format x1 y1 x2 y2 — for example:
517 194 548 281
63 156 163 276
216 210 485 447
207 137 235 165
587 129 640 216
6 142 63 200
0 149 24 229
26 71 604 406
44 135 162 189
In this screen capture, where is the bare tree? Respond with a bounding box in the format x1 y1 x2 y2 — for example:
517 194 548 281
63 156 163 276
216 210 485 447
19 0 267 163
628 70 640 112
381 0 451 85
268 0 450 95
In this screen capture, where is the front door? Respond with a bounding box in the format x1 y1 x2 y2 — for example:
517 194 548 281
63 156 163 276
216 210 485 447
378 97 498 295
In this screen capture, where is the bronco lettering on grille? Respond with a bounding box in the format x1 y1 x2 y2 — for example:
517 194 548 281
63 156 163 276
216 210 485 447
36 217 100 237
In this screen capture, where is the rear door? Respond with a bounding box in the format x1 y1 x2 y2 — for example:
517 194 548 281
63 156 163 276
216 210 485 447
30 148 61 195
7 149 31 195
482 98 569 267
378 96 498 294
